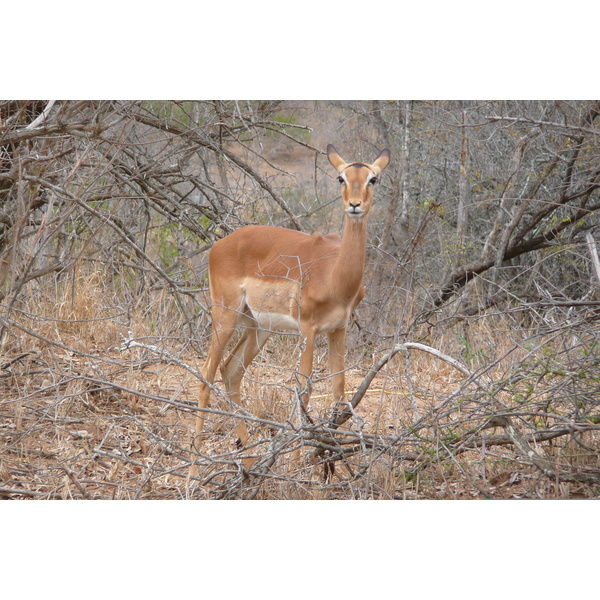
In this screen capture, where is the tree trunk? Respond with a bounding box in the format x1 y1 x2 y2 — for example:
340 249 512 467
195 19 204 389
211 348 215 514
456 108 469 247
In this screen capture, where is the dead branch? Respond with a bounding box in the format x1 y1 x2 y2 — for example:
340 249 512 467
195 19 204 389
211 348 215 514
585 232 600 285
501 417 600 485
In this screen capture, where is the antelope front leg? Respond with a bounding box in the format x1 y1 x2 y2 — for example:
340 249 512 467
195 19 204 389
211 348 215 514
327 327 347 405
323 327 349 481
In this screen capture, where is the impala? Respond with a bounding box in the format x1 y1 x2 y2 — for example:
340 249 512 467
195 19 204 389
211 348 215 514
195 144 391 458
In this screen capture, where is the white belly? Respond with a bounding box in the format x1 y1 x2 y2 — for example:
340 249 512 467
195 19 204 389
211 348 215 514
251 309 300 332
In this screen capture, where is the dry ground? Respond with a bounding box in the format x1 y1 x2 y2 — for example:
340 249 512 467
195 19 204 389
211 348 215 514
2 271 599 499
3 313 598 499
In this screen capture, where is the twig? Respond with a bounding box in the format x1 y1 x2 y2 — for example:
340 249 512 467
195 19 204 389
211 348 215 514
120 332 257 423
58 465 91 499
120 332 203 380
0 486 46 498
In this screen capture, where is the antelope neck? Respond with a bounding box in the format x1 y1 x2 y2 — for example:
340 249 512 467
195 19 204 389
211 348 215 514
330 213 367 296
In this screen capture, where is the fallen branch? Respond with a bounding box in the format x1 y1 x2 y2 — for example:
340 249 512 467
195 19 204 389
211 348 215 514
308 342 475 467
451 422 600 454
332 341 473 429
500 417 600 485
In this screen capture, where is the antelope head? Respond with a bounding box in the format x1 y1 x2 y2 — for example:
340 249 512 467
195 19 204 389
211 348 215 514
327 144 391 220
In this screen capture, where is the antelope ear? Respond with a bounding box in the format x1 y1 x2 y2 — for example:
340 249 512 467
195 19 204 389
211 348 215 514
371 148 391 175
327 144 347 173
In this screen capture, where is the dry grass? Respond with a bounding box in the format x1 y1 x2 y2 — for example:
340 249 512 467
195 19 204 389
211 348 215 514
1 274 599 500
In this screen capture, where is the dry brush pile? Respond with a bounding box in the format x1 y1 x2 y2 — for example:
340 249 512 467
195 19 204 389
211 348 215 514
1 100 600 499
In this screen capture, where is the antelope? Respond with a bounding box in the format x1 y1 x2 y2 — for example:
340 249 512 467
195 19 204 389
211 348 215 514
195 144 391 460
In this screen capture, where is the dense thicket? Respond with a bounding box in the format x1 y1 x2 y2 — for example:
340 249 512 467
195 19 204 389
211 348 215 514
1 100 599 499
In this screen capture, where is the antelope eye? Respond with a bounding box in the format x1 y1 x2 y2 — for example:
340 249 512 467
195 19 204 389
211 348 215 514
337 176 345 184
369 177 378 185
